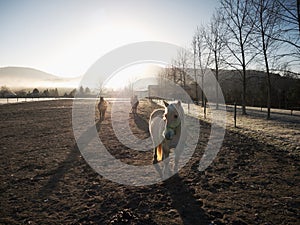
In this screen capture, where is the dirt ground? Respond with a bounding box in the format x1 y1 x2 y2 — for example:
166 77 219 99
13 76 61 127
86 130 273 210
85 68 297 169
0 99 299 225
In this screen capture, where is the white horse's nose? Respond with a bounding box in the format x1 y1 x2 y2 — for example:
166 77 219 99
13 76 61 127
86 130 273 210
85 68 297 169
164 128 175 140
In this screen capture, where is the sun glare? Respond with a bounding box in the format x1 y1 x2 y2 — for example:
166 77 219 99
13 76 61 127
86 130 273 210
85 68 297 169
103 63 164 91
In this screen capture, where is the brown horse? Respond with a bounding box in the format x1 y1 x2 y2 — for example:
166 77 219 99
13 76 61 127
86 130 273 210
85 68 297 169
130 95 139 115
98 97 108 122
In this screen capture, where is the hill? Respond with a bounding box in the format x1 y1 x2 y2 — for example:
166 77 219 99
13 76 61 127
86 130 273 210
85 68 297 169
0 67 80 89
160 67 300 108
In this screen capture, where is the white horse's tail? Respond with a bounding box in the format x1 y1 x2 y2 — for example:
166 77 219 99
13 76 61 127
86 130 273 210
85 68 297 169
157 143 163 161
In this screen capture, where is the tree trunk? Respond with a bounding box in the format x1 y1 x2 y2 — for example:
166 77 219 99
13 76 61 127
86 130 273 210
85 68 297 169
242 68 247 115
298 0 300 32
201 74 204 107
214 50 219 110
264 54 271 119
240 31 247 115
259 1 271 119
193 60 198 103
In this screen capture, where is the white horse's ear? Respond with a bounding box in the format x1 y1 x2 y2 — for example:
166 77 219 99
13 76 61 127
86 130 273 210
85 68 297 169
163 100 169 107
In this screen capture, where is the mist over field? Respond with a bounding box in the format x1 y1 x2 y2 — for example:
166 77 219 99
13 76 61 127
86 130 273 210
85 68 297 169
0 67 81 90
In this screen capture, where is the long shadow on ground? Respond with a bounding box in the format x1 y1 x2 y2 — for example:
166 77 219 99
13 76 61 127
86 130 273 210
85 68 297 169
163 174 210 224
133 114 150 134
37 120 102 198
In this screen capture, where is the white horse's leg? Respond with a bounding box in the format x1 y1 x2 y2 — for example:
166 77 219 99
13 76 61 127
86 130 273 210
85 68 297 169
174 139 185 173
162 141 171 178
153 147 158 164
174 148 180 173
152 146 163 178
162 157 171 178
174 152 178 173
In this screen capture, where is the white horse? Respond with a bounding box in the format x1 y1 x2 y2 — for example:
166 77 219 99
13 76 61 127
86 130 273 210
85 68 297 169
149 100 185 178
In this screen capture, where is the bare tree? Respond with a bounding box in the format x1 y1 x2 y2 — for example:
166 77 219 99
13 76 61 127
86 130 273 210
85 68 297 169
97 80 106 97
195 26 212 107
192 35 199 103
251 0 282 119
274 0 300 65
204 10 227 109
156 66 169 97
220 0 258 114
274 0 300 44
173 48 189 87
169 62 179 84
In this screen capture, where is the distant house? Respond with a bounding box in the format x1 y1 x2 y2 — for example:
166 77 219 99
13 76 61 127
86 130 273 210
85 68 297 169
148 83 196 102
148 85 161 99
133 90 148 99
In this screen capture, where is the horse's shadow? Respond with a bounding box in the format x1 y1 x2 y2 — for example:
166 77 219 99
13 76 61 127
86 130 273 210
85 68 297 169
37 120 102 198
163 174 211 224
132 113 150 134
37 117 211 224
131 112 210 223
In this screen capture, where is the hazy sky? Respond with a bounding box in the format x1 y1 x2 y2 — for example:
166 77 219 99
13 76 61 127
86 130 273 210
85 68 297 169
0 0 219 77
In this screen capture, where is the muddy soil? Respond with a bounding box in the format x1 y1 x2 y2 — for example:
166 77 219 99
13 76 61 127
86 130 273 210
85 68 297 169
0 99 299 224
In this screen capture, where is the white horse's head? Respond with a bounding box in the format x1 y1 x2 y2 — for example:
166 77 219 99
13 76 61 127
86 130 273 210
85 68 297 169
163 100 184 140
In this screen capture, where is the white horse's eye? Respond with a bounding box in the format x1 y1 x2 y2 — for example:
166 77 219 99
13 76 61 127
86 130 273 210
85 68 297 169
174 115 178 119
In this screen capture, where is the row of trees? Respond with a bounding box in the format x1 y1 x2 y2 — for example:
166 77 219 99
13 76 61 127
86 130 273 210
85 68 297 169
0 86 59 98
161 0 299 119
0 85 126 99
0 86 97 98
219 70 300 109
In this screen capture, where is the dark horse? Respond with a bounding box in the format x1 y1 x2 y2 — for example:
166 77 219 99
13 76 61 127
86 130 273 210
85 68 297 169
98 97 108 122
130 95 139 115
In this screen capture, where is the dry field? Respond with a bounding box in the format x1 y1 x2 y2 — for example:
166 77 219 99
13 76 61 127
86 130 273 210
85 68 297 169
0 99 299 224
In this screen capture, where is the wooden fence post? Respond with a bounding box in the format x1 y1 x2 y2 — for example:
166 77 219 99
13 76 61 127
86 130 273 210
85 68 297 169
234 102 237 128
204 99 207 119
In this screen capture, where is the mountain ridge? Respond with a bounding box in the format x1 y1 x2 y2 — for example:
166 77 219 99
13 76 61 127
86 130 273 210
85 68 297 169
0 66 80 89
